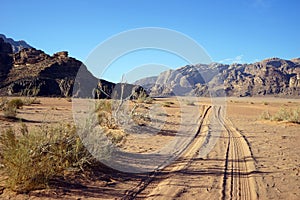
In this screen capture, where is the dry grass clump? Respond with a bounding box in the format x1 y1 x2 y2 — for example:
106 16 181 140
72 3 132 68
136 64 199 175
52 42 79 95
0 98 24 118
136 93 153 104
186 100 195 106
95 100 118 130
23 97 41 105
0 123 94 193
163 101 174 107
260 107 300 124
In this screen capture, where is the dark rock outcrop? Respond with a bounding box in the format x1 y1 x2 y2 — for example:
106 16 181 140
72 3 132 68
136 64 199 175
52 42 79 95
0 34 32 53
0 38 13 84
0 39 147 99
0 46 116 97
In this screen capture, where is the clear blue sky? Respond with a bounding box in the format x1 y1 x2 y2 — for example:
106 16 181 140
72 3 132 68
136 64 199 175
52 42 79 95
1 0 299 83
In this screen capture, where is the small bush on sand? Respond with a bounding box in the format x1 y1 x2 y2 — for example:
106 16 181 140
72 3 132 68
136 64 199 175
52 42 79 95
260 110 271 120
2 98 24 118
0 123 94 192
0 97 9 110
136 93 153 104
7 98 24 109
260 107 300 124
186 101 195 106
263 101 269 105
163 101 174 107
95 100 118 129
23 97 41 106
3 106 17 118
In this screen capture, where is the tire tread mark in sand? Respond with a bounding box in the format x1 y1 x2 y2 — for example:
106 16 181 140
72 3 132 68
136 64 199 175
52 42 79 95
121 105 212 200
218 105 257 200
221 128 231 200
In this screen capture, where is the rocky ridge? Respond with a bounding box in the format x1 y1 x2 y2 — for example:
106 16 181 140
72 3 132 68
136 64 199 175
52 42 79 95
0 34 32 53
0 38 145 98
136 58 300 97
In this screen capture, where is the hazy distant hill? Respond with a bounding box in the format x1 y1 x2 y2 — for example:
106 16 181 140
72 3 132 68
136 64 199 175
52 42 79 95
0 34 32 53
135 58 300 97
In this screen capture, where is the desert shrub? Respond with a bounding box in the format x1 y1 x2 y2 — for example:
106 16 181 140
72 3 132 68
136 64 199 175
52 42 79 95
97 111 118 129
272 107 289 121
163 101 174 107
157 112 169 117
95 99 112 113
260 107 300 124
95 100 118 129
290 108 300 123
136 93 153 104
260 110 271 120
186 100 195 106
0 124 94 192
106 130 126 144
7 98 23 109
263 101 269 105
0 97 9 110
23 97 41 106
3 106 17 118
2 98 24 118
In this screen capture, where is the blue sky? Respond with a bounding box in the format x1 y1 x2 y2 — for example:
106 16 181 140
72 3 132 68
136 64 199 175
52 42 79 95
1 0 299 83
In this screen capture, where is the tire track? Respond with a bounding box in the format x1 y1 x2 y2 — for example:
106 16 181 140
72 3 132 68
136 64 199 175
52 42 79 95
121 105 212 200
216 106 258 200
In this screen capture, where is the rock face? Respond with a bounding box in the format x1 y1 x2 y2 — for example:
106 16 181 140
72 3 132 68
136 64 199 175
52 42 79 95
136 58 300 97
0 38 146 98
0 38 13 84
0 34 32 53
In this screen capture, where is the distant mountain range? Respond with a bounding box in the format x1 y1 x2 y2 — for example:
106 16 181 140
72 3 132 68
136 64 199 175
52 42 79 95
135 58 300 97
0 34 32 53
0 34 299 98
0 35 145 98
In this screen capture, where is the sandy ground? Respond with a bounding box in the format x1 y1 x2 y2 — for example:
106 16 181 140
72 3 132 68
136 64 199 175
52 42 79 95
0 97 299 199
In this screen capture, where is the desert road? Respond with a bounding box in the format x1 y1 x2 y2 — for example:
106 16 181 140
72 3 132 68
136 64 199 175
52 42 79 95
122 105 263 200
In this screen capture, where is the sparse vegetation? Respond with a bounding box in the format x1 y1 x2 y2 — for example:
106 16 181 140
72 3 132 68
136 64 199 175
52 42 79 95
263 101 269 105
7 98 24 109
95 100 118 129
0 123 94 192
186 100 195 106
1 98 24 118
136 92 153 104
260 107 300 124
23 97 41 105
163 101 174 107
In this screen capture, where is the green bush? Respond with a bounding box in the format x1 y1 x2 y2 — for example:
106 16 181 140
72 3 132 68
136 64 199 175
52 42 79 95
0 124 94 192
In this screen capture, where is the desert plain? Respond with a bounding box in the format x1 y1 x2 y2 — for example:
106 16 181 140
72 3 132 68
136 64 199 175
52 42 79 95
0 96 299 200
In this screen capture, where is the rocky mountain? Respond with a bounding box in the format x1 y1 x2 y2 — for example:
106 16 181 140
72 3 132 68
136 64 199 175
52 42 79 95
135 58 300 97
0 34 32 53
0 38 145 98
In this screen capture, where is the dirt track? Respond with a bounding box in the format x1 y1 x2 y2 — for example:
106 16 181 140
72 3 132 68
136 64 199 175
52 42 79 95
123 105 262 200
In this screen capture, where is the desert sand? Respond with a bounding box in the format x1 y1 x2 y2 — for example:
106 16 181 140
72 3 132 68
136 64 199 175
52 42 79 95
0 97 299 200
